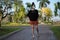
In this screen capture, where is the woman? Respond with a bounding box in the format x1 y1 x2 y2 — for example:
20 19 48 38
27 2 39 38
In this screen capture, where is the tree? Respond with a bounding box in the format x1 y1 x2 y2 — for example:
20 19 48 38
26 2 31 12
26 2 31 8
14 0 23 13
37 0 50 22
0 5 3 27
0 5 8 27
7 0 23 22
41 7 52 22
14 4 26 23
57 2 60 10
38 0 50 8
0 0 13 27
54 2 60 16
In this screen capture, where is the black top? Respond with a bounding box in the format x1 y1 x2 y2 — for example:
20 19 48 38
27 9 39 21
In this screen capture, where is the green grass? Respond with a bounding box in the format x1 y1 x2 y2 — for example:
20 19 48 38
2 22 30 27
51 26 60 40
0 27 23 36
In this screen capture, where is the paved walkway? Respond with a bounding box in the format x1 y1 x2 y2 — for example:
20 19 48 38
3 25 56 40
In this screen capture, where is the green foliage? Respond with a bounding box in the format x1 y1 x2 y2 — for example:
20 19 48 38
38 0 50 22
41 7 52 17
51 26 60 40
14 5 26 23
54 3 58 16
38 0 50 8
0 5 3 27
0 0 28 26
40 7 52 22
26 2 31 8
14 0 23 12
0 27 22 36
54 2 60 16
57 2 60 10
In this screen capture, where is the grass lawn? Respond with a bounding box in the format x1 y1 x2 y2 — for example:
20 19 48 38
0 22 29 36
0 27 23 36
2 22 30 27
51 26 60 40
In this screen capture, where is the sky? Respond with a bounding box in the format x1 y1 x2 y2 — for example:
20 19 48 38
22 0 60 21
22 0 39 9
22 0 60 15
22 0 60 9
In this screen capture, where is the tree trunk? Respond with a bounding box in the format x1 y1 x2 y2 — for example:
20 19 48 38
0 20 1 27
0 17 2 27
10 15 12 22
48 17 50 22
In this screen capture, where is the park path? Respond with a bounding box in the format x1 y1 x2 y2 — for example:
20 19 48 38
3 24 56 40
